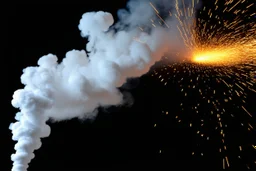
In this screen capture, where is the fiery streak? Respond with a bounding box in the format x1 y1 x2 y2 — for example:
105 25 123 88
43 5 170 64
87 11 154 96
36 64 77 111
225 156 230 167
150 2 159 14
242 106 252 117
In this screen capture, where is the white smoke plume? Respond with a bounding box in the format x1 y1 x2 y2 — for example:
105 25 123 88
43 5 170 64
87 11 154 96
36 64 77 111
9 0 200 170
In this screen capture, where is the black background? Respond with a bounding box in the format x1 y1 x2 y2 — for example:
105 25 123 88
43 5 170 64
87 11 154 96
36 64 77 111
4 1 256 171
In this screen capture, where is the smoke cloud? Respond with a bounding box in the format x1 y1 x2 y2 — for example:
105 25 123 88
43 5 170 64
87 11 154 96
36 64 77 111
9 0 199 170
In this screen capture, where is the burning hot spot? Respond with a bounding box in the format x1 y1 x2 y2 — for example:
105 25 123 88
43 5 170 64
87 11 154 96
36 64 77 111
191 44 254 66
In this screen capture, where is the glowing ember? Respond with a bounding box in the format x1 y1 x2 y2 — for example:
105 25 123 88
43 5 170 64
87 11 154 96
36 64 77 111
192 49 232 64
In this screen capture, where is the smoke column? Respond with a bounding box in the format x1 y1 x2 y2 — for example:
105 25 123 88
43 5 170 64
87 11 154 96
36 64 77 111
9 0 199 170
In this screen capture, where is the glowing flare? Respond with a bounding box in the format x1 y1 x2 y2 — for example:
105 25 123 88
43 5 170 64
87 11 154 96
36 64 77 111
191 42 256 66
192 50 231 64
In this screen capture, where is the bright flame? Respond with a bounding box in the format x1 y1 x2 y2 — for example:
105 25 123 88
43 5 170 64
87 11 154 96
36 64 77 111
191 42 256 66
192 48 235 65
193 50 230 64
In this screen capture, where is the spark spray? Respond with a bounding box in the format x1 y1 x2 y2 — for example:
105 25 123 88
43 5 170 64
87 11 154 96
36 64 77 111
151 0 256 169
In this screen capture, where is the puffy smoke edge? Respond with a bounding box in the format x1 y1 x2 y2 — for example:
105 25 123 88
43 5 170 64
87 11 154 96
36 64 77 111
10 0 202 169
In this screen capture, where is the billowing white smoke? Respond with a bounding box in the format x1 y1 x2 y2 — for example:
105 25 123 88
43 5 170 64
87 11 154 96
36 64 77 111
9 0 199 170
